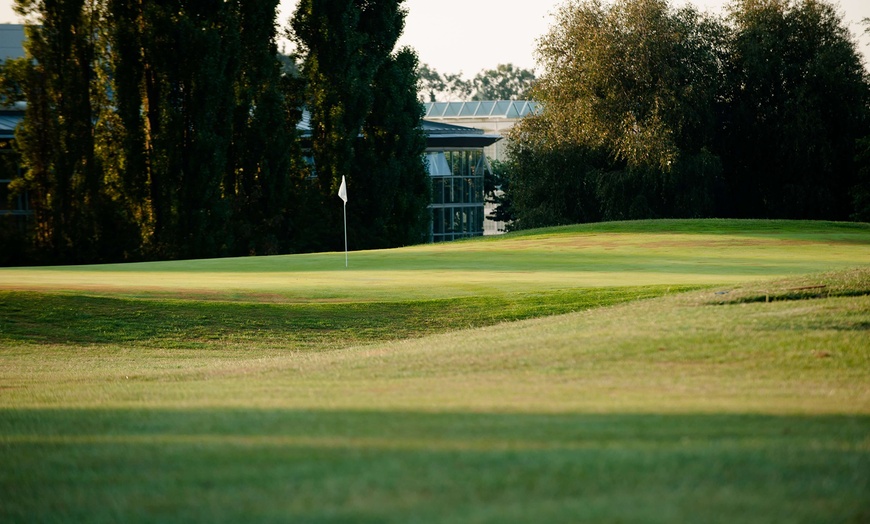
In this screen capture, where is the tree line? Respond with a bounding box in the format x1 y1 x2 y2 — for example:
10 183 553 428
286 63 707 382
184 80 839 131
497 0 870 229
417 63 536 102
0 0 429 265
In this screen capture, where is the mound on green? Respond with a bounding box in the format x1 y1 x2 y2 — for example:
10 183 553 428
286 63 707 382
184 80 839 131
0 220 868 523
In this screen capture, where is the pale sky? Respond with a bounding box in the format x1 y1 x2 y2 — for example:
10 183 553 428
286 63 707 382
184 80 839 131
2 0 869 75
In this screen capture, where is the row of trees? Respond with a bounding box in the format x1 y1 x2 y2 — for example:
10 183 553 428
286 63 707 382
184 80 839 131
417 63 536 102
499 0 870 228
2 0 429 265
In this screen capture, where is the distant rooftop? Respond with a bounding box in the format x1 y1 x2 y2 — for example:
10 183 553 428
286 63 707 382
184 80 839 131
424 100 541 120
422 119 501 148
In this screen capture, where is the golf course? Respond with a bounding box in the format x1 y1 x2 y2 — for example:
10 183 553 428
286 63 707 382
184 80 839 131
1 219 869 522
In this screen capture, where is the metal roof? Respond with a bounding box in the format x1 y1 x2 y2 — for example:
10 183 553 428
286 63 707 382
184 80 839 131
0 109 501 148
424 100 541 120
421 119 501 149
0 110 23 139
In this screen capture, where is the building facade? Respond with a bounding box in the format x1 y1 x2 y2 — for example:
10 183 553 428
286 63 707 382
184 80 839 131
0 25 31 235
422 120 500 242
423 100 540 234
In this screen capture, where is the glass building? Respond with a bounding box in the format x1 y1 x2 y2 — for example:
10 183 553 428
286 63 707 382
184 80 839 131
422 120 500 242
424 101 541 236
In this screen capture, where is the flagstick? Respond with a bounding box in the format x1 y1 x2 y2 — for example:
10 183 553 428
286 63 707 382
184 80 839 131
338 175 348 268
343 201 348 268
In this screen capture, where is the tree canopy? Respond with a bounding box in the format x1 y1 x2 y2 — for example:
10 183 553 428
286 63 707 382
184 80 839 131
4 0 430 264
502 0 870 229
417 63 536 102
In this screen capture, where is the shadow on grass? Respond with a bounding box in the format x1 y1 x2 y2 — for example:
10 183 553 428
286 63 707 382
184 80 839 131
0 286 700 347
1 409 868 523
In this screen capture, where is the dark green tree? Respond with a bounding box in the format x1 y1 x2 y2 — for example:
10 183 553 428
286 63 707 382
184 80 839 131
228 0 304 256
107 0 240 259
483 159 515 226
291 0 407 251
352 47 429 248
504 112 603 229
471 64 536 101
417 62 447 103
416 63 534 102
13 0 124 262
722 0 870 219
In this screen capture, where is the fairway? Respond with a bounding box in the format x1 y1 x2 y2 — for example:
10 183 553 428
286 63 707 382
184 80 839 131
1 219 869 523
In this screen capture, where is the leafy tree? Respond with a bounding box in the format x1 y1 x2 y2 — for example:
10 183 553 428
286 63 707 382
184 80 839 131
13 0 125 262
291 0 407 251
8 0 306 263
106 0 303 259
352 48 430 248
471 64 536 101
503 0 727 229
417 62 446 103
417 63 536 102
0 58 27 107
504 112 603 229
104 0 237 259
853 136 870 222
722 0 870 219
484 159 515 225
228 0 303 256
536 0 727 172
416 63 472 102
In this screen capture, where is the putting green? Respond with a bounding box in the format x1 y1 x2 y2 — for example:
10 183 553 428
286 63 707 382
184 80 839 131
1 219 868 301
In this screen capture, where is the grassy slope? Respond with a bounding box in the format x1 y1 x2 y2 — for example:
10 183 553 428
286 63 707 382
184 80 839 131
1 219 868 301
1 219 869 523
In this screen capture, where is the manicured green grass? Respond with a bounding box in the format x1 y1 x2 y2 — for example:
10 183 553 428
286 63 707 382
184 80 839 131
1 219 869 523
1 219 868 301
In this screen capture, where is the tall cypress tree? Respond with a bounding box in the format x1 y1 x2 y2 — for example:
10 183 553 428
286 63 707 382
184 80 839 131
228 0 302 256
107 0 238 259
290 0 406 252
14 0 110 262
352 47 429 248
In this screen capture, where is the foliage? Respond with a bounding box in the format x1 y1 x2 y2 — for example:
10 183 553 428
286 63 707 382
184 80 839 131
722 0 870 219
536 0 727 172
503 114 602 229
290 0 406 252
12 0 130 263
0 58 27 107
854 136 870 222
471 63 536 101
5 0 428 264
503 0 870 230
484 159 515 225
416 63 535 102
290 0 430 253
227 0 303 256
352 47 430 248
416 63 473 102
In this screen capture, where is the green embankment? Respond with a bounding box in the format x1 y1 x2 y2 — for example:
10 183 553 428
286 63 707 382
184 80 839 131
1 219 868 523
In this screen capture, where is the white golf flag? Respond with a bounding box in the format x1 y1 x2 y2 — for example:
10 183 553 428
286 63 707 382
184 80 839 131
338 176 348 203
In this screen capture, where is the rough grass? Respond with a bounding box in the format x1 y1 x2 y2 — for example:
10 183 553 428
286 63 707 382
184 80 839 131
1 219 869 523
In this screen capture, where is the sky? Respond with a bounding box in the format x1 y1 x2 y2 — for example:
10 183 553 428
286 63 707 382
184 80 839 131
2 0 869 76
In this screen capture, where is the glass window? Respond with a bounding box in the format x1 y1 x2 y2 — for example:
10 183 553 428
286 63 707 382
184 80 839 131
432 178 444 204
426 152 451 176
